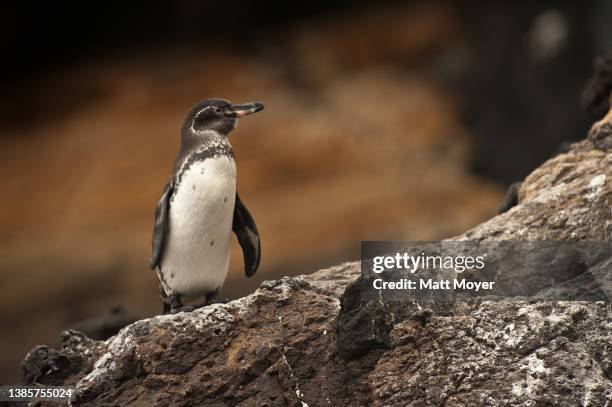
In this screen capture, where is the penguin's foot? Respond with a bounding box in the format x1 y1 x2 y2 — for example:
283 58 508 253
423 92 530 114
192 301 207 309
191 297 229 310
205 289 221 304
170 304 197 314
207 297 230 305
163 294 196 314
190 289 228 310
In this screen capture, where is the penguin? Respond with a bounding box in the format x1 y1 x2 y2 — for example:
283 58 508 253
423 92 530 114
149 99 263 314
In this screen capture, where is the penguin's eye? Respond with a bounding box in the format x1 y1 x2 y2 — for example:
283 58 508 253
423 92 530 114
213 106 224 115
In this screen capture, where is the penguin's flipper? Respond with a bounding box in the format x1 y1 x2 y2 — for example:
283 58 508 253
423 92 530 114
232 192 261 277
149 178 174 270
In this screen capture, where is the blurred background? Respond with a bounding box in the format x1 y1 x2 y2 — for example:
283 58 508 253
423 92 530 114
1 0 610 384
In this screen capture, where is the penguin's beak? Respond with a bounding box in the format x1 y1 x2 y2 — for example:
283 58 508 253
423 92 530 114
225 102 264 118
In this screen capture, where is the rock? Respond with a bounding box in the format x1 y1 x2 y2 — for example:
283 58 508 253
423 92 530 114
22 118 611 405
369 300 610 406
22 330 105 387
497 181 522 214
582 53 612 120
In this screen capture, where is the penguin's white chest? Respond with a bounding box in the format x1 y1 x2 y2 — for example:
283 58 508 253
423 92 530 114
160 156 237 297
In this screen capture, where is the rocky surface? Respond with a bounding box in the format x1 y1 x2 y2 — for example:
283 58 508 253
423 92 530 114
22 115 612 405
23 266 361 406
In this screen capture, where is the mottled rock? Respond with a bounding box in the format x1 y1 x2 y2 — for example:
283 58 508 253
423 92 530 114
22 330 105 387
369 300 611 406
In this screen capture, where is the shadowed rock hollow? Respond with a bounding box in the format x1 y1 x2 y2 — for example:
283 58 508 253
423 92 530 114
22 111 612 405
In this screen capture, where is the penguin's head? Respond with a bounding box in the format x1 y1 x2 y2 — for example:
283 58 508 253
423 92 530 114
184 99 264 136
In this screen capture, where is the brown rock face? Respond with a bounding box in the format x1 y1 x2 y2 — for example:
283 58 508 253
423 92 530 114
23 265 362 406
22 119 611 405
